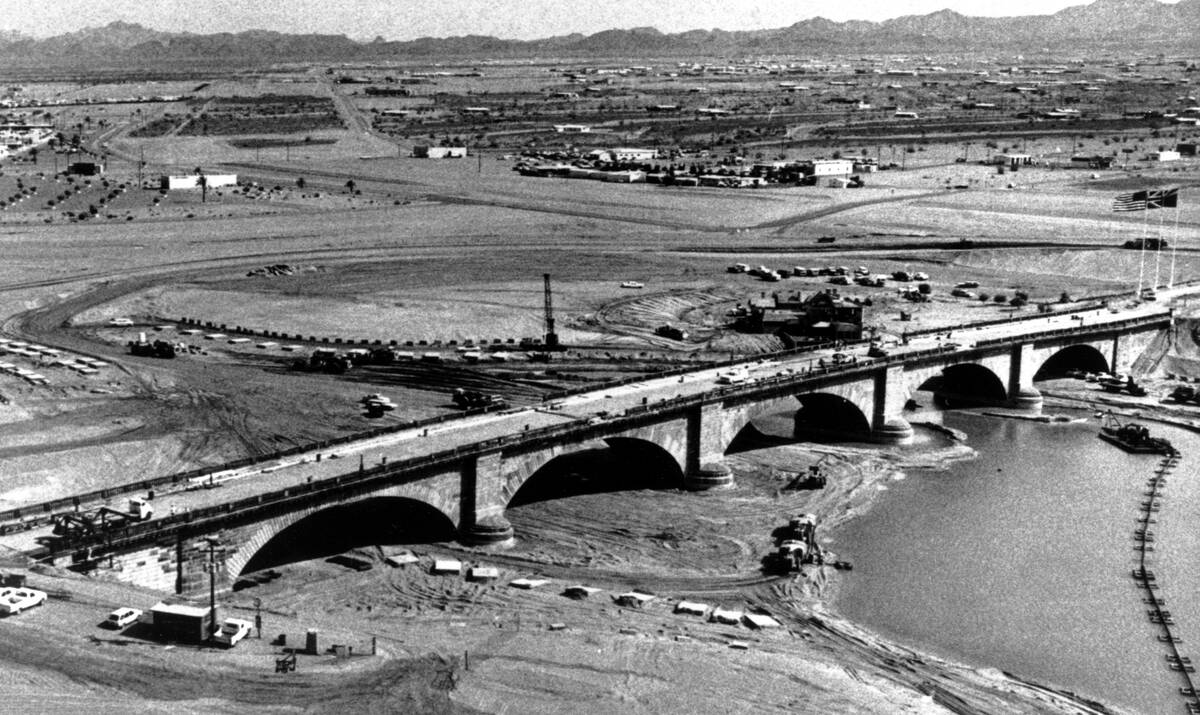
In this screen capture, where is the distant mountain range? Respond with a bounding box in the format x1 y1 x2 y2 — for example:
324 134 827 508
2 0 1198 66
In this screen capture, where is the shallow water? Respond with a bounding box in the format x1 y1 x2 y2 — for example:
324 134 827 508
832 411 1200 714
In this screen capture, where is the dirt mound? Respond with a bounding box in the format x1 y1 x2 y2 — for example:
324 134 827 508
1160 318 1200 379
593 287 739 348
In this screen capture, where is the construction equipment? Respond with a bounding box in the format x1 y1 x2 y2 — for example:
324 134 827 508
292 348 351 374
52 498 154 538
128 332 176 358
543 273 559 349
785 465 827 490
452 388 506 410
765 513 823 573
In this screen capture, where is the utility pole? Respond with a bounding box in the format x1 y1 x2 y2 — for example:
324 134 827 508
199 537 226 636
543 273 558 349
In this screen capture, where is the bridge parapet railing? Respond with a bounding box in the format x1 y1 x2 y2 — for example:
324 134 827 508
0 402 510 529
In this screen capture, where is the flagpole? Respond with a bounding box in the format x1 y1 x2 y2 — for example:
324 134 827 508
1138 206 1147 297
1170 192 1181 290
1154 206 1163 290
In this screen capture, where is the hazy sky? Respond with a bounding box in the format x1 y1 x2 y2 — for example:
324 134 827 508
0 0 1183 40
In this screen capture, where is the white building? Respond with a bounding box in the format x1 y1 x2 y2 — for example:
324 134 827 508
994 153 1032 168
412 146 467 159
610 147 657 162
161 174 237 190
1148 150 1181 161
809 159 854 177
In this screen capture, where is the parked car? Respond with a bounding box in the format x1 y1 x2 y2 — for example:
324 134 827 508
106 607 143 629
211 617 253 647
0 587 47 615
715 367 749 385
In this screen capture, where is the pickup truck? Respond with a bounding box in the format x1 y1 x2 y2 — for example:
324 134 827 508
211 617 253 647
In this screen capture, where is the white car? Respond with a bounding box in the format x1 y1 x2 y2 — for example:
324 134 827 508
211 617 253 647
715 367 749 385
106 607 142 629
0 587 47 615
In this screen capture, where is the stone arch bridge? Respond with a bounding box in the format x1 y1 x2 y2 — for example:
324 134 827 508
56 315 1164 592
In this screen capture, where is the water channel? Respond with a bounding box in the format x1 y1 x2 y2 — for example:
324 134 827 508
832 409 1200 714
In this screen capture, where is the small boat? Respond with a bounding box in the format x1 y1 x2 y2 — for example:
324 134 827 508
1099 412 1177 455
620 281 645 289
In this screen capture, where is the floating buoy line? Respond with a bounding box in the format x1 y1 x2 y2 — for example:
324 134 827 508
1130 451 1200 712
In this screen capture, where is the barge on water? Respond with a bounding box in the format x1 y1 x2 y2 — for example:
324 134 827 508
1098 413 1178 456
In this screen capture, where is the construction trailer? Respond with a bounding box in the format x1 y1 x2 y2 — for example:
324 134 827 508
149 602 214 643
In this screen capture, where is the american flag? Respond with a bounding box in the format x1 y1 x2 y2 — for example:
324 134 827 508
1112 190 1148 211
1113 188 1180 211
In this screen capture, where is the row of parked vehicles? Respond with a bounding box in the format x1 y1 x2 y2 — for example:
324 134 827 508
1063 369 1148 397
728 263 930 284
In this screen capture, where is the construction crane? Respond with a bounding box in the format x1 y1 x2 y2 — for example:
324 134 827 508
543 273 559 349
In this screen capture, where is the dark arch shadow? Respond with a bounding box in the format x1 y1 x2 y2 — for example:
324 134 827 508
794 393 872 442
917 363 1008 408
1034 345 1109 380
239 497 456 575
509 438 684 508
726 393 872 451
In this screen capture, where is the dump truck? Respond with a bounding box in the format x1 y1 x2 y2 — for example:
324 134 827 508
765 513 823 573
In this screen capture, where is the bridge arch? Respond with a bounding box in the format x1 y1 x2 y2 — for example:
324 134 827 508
1033 344 1110 380
505 437 685 509
723 389 874 450
916 362 1008 408
793 392 872 442
226 491 458 578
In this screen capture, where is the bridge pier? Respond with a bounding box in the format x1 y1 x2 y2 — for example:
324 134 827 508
459 452 514 549
1007 343 1043 411
1009 385 1043 410
872 416 914 444
872 366 914 444
685 462 735 490
459 514 514 547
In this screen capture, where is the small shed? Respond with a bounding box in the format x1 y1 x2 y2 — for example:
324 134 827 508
431 559 462 575
562 585 602 600
674 601 709 616
613 592 655 608
467 566 500 582
743 613 782 629
509 578 550 590
384 551 418 568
